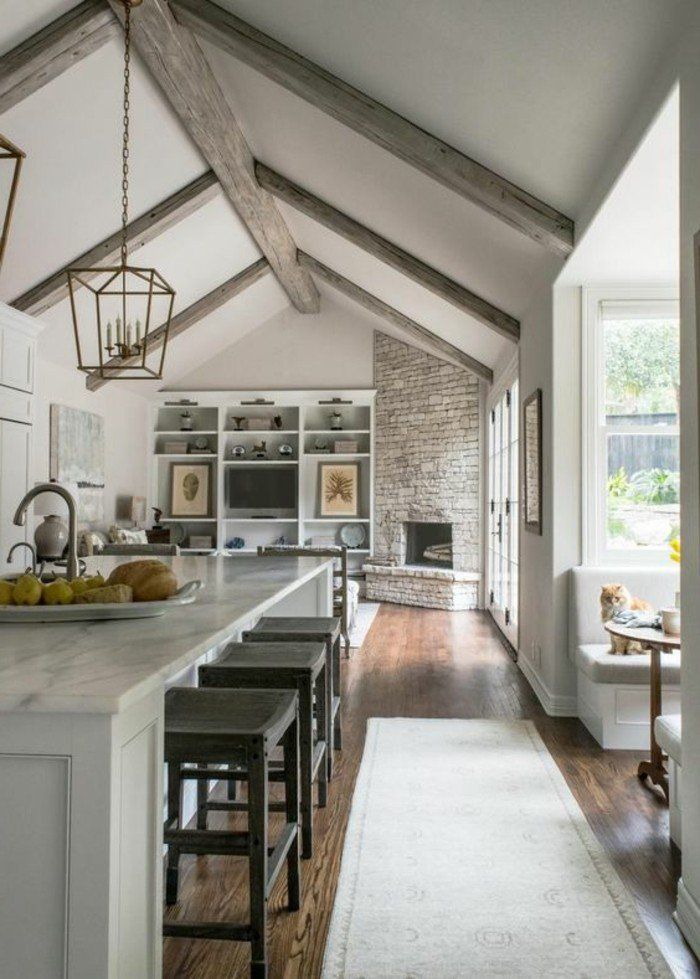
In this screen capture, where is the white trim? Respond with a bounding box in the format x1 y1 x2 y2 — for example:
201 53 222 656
675 879 700 960
0 301 45 338
581 284 679 566
517 654 578 716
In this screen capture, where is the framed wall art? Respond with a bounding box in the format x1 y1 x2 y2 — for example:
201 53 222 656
319 462 359 517
170 462 213 518
523 388 542 535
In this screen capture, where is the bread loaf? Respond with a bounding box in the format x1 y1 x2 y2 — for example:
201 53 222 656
75 584 133 604
107 559 178 602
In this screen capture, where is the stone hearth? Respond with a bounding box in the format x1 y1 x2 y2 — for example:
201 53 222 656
364 563 480 611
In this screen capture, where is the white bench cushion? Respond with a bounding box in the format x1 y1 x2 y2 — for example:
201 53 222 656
655 714 682 763
576 643 681 684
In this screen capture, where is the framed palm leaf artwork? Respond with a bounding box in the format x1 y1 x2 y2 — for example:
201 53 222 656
319 462 359 517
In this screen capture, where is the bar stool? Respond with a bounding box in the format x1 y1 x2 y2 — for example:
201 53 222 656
163 686 300 979
242 616 342 778
200 640 328 859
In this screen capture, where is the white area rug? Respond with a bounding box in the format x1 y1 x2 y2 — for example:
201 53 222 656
323 718 672 978
349 602 381 648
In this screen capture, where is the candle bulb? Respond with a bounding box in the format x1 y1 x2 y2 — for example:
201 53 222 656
126 321 132 348
106 321 112 350
135 319 141 347
116 315 122 345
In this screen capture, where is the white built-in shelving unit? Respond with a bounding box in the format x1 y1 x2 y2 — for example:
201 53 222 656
149 390 375 571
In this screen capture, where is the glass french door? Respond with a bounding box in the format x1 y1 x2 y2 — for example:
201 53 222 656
487 378 519 647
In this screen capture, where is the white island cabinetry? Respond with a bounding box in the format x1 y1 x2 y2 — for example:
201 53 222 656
0 555 333 979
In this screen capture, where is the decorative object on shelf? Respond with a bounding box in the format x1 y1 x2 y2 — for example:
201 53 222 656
33 480 79 560
661 606 681 637
152 506 163 528
189 534 213 550
334 440 358 454
192 436 210 452
313 438 330 454
278 443 294 457
170 462 213 518
253 440 268 459
273 415 283 429
0 133 25 275
169 523 186 546
523 388 543 535
273 535 290 546
248 416 270 431
66 0 175 381
319 462 359 517
50 404 105 522
340 523 366 548
146 528 170 544
129 495 147 527
179 410 193 432
330 409 343 430
78 529 107 557
231 444 246 458
226 536 245 549
109 525 148 545
231 415 246 430
163 440 189 454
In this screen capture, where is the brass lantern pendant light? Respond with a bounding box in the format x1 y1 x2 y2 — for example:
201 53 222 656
68 0 175 381
0 133 25 273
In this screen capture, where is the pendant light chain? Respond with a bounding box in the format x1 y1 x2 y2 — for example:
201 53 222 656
120 0 132 267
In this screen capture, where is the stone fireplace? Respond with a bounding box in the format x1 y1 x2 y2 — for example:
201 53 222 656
364 334 482 611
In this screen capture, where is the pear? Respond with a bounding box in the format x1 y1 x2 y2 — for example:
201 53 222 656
13 574 43 606
69 577 91 598
42 580 75 606
0 580 15 605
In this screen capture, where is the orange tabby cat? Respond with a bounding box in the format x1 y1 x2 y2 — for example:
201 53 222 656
600 584 653 654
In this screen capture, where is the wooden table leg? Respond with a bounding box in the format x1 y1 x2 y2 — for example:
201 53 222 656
637 646 669 802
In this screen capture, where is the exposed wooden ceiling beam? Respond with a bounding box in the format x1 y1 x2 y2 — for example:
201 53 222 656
256 162 519 343
12 170 220 318
86 256 270 390
173 0 574 256
0 0 119 115
298 252 492 383
107 0 318 313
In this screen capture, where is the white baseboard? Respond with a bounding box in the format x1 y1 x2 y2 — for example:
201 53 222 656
518 656 578 717
675 879 700 959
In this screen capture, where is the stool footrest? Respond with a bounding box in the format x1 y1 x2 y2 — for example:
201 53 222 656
164 921 252 942
206 800 287 813
164 828 248 855
267 823 298 897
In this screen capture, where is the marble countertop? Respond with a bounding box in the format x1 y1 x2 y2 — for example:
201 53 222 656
0 555 331 715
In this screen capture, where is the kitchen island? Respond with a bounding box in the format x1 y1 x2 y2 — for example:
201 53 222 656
0 554 333 979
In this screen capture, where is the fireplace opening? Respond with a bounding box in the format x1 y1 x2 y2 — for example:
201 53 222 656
405 521 453 568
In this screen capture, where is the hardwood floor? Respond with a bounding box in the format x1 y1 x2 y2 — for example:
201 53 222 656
163 604 699 978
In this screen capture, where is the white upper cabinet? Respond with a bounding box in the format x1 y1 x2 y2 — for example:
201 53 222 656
0 323 34 393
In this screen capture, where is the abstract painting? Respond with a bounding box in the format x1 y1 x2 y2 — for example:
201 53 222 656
49 404 105 523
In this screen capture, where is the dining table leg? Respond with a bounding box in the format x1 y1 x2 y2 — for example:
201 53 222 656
637 645 669 802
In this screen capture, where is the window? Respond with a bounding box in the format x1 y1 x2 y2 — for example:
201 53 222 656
487 367 518 646
583 289 679 564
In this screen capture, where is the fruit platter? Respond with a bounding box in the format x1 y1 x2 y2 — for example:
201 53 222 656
0 560 203 623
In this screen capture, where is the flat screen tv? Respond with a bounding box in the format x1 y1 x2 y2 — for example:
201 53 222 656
227 467 297 512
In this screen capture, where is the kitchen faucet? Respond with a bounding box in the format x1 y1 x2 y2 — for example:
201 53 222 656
6 541 37 575
13 483 79 581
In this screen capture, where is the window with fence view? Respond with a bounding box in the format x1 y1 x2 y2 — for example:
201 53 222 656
602 306 679 553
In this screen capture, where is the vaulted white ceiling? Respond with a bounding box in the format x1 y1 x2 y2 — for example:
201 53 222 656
0 0 688 395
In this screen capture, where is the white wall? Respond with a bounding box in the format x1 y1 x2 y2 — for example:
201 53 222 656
168 292 375 391
33 353 149 529
676 7 700 957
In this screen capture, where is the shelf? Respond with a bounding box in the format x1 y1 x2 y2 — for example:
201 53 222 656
223 459 298 465
304 429 370 434
223 517 298 523
160 517 216 523
224 429 299 435
155 430 218 435
180 548 216 554
304 517 370 523
155 453 217 459
305 453 369 459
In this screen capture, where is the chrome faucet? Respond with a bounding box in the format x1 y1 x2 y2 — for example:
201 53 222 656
6 541 37 575
13 483 79 581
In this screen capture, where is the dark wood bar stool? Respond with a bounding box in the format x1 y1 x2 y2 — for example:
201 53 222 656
242 616 343 778
200 640 329 859
163 686 301 979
